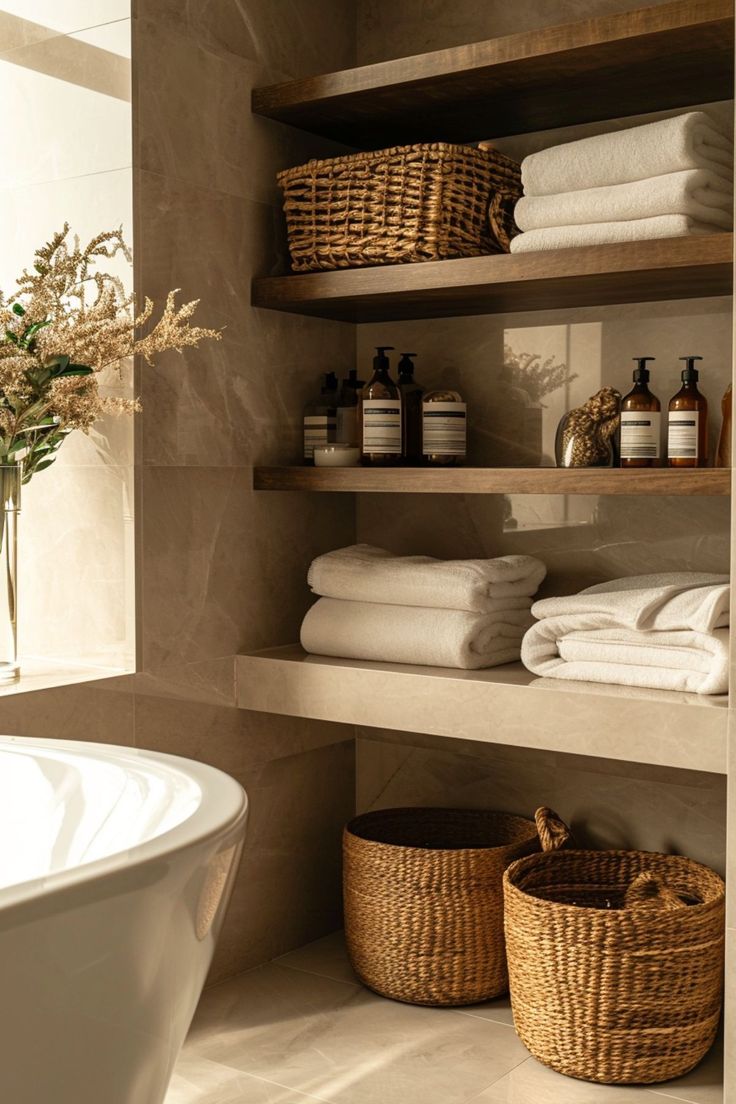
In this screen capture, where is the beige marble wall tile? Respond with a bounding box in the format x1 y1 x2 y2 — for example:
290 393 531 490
139 468 353 670
134 0 355 77
208 740 355 981
0 676 134 745
356 735 727 875
134 19 349 208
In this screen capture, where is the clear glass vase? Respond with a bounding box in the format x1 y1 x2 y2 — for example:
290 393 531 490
0 464 21 683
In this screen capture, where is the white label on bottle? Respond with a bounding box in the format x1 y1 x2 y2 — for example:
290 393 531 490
620 411 661 459
304 414 336 460
362 399 401 454
422 401 467 456
667 410 699 459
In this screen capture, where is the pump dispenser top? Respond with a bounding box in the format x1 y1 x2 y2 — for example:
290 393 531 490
398 353 417 376
632 356 655 382
680 355 703 382
374 346 394 371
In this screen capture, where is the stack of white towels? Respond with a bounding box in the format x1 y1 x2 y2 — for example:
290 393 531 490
511 110 734 253
522 572 729 696
301 545 547 670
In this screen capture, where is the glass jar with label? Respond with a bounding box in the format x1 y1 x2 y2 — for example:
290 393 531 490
422 387 467 466
303 372 338 464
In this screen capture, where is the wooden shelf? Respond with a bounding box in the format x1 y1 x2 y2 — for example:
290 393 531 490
252 236 733 323
236 646 728 773
254 466 731 496
252 0 734 146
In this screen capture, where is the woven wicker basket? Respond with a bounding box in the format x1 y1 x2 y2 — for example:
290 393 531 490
504 839 725 1085
343 806 567 1007
278 143 521 273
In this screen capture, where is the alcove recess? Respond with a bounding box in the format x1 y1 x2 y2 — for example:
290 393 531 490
243 3 734 1092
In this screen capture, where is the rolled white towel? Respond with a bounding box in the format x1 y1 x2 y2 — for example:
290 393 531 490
510 216 718 253
301 597 532 670
522 624 728 695
514 169 733 233
521 112 734 197
307 544 546 613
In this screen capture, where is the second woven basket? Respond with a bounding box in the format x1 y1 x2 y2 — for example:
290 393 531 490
343 805 568 1007
503 846 725 1084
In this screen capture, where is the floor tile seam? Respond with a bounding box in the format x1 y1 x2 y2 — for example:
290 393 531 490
273 959 365 989
648 1088 708 1104
452 1007 517 1029
462 1054 538 1101
207 1061 334 1104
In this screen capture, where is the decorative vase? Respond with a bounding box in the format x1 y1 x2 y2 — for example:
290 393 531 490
554 388 620 468
0 463 21 683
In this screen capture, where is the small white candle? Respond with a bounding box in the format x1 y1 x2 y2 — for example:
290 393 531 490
314 445 360 467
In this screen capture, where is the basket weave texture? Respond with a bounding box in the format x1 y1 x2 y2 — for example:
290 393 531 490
343 806 543 1007
503 847 725 1085
278 143 521 273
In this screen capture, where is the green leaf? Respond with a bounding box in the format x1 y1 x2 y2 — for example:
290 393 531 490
11 303 25 317
4 331 18 345
57 365 93 378
33 457 56 473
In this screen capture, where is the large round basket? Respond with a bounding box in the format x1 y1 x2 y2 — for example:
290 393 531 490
503 847 725 1084
343 806 562 1007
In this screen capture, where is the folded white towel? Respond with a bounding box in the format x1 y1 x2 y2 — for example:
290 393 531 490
514 170 733 232
525 625 729 695
307 544 546 613
522 573 730 695
301 597 532 669
510 216 719 253
533 572 730 632
521 112 734 196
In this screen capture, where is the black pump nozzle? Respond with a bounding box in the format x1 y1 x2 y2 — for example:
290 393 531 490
322 371 338 392
680 355 703 382
373 346 394 372
632 356 655 383
398 352 417 377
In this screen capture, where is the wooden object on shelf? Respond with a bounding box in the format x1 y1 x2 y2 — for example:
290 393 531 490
235 647 728 774
252 235 734 323
253 465 731 496
252 0 734 146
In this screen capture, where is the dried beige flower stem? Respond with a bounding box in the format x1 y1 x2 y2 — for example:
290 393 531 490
0 224 221 482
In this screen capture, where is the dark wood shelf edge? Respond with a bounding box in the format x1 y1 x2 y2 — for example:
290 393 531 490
253 466 731 496
252 236 734 322
251 0 733 145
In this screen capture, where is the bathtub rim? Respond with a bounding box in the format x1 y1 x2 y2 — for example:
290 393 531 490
0 734 247 911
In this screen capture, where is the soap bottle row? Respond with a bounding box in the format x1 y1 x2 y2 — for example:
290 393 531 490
303 348 467 467
619 355 727 468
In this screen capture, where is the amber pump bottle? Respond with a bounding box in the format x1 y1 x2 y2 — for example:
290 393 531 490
620 356 661 468
667 356 708 467
397 353 423 464
359 346 402 465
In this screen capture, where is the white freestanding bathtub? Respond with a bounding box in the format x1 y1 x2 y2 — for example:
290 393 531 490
0 735 247 1104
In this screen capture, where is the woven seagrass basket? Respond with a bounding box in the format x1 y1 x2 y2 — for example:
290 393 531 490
343 806 568 1007
277 142 521 273
504 837 725 1085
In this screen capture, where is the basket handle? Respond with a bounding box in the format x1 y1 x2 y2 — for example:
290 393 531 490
624 872 687 912
534 806 574 852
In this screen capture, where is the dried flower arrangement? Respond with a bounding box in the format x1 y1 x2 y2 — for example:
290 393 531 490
0 224 220 482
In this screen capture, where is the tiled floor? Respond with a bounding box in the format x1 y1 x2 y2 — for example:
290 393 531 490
166 932 723 1104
